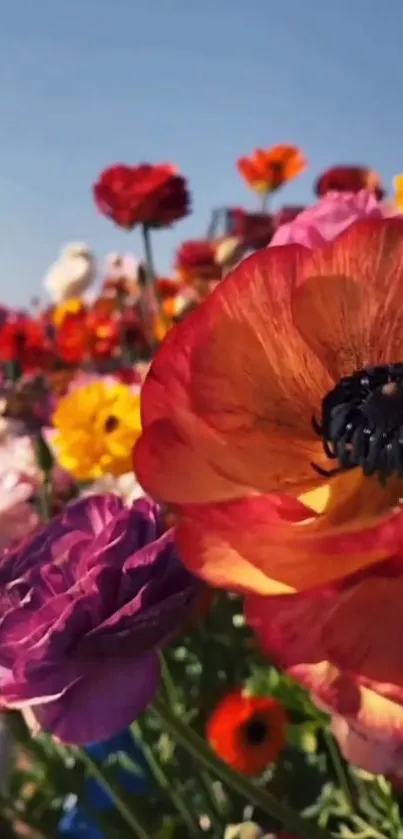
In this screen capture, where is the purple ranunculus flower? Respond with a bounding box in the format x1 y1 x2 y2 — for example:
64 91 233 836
0 495 200 744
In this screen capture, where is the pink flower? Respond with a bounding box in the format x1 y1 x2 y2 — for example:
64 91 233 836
245 544 403 773
0 435 40 549
292 662 403 775
270 190 383 249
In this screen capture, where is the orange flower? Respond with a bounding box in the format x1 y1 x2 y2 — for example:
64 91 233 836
207 690 287 775
237 144 306 194
56 309 88 365
134 218 403 596
52 298 86 328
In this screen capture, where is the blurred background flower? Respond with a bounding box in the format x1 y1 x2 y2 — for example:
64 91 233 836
0 495 201 743
207 690 288 775
51 379 142 480
93 162 190 229
314 165 385 199
43 243 95 303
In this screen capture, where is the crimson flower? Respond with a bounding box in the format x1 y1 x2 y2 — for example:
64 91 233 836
175 240 222 283
315 165 384 199
226 208 274 250
93 163 190 229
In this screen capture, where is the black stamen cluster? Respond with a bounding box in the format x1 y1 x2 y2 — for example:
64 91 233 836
312 364 403 483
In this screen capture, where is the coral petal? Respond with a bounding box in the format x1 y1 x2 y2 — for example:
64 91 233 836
294 217 403 379
136 245 333 501
176 490 403 595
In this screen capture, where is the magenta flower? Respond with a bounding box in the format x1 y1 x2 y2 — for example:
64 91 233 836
269 189 383 249
0 495 200 744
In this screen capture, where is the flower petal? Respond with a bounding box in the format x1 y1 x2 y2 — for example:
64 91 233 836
135 245 333 502
293 217 403 380
176 482 403 595
290 662 403 746
31 652 160 744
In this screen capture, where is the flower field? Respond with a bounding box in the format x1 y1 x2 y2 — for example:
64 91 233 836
1 146 403 839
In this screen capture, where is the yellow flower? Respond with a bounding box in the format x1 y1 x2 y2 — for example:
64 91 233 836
393 173 403 211
52 380 141 480
52 298 85 327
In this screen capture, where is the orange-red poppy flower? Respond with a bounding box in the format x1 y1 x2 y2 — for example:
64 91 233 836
207 690 288 775
237 144 307 195
134 217 403 597
315 165 384 199
93 163 190 230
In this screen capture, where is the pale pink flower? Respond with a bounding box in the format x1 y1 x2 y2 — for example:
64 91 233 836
0 435 40 549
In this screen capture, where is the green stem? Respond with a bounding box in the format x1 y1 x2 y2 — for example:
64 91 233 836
260 191 270 213
159 652 179 710
76 748 149 839
151 697 335 839
141 224 157 282
159 653 224 831
131 722 201 837
322 728 354 812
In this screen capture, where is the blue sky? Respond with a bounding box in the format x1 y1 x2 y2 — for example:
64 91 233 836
1 0 402 305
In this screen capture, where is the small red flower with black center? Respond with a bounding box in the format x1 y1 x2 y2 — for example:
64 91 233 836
93 163 190 230
207 690 288 776
315 165 384 199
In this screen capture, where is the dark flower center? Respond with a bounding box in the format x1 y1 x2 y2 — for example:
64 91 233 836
312 363 403 483
104 414 119 433
243 714 269 746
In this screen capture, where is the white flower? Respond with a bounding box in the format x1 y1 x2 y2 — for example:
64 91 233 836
44 242 95 302
104 251 140 281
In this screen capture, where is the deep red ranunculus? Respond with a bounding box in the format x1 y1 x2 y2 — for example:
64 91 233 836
226 208 274 250
315 165 384 199
93 163 190 229
175 240 221 282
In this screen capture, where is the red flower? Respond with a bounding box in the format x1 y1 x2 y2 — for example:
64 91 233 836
93 163 190 229
175 240 221 283
226 208 274 249
315 166 384 199
86 310 120 360
156 277 182 299
207 690 288 775
56 310 88 365
0 316 53 373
